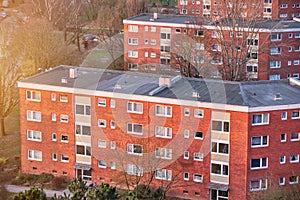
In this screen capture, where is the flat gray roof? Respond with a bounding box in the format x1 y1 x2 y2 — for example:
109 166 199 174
124 13 300 30
19 66 300 107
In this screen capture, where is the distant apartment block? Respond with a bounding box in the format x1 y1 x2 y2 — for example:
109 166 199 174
123 13 300 80
177 0 300 20
18 66 300 199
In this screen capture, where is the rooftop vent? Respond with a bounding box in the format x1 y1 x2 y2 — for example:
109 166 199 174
192 91 200 98
274 93 282 101
69 68 78 79
61 78 68 84
154 12 158 19
159 75 182 88
114 84 122 89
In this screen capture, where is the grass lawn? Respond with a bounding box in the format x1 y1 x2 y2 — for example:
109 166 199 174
0 105 20 200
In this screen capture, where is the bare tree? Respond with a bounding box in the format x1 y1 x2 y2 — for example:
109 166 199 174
0 25 22 137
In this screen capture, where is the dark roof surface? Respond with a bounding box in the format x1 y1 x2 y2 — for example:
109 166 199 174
19 66 300 107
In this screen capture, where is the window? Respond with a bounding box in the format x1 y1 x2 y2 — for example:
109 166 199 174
52 133 57 141
160 57 170 65
289 33 293 38
155 147 172 160
155 126 172 138
251 136 268 147
161 45 171 52
184 151 189 159
193 174 203 183
127 144 143 155
110 141 116 149
295 46 300 52
76 124 91 136
236 32 243 38
183 172 189 181
97 98 106 106
61 154 69 162
247 52 258 60
110 162 116 170
288 46 293 52
281 134 286 142
291 133 299 141
270 61 281 68
292 111 300 119
193 152 203 161
194 30 204 37
59 95 68 102
212 142 229 154
270 47 281 55
194 109 204 118
150 26 156 32
252 114 269 125
251 158 268 169
290 154 299 163
195 43 204 51
270 33 282 41
175 28 181 33
247 65 258 72
289 176 298 184
150 39 156 45
250 179 267 191
128 38 138 45
51 93 56 101
76 145 91 156
98 140 106 148
128 25 138 32
60 114 68 123
160 33 170 39
180 9 187 14
52 153 57 161
155 169 172 181
128 51 138 58
280 155 286 164
26 130 42 142
28 150 42 161
51 113 56 121
194 132 203 139
75 104 90 116
127 123 143 135
184 129 189 138
247 39 258 46
144 52 148 57
280 4 287 8
279 13 287 18
98 160 106 168
279 177 285 185
212 120 230 132
295 33 300 38
110 99 115 108
211 163 229 176
26 110 41 122
212 31 217 38
155 105 172 117
110 120 115 129
269 74 280 80
294 60 300 65
98 119 106 128
26 90 41 101
60 135 68 143
128 63 138 70
144 39 148 44
281 112 287 120
150 52 156 58
127 102 143 114
126 164 143 176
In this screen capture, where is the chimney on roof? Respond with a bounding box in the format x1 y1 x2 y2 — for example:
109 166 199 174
154 12 158 19
61 78 68 84
274 93 282 101
69 68 78 79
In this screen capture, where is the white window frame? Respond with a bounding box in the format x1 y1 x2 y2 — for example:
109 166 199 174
252 114 269 125
110 120 115 129
294 60 300 65
291 111 300 119
155 126 172 139
126 164 143 176
51 93 56 101
279 177 285 186
110 99 115 108
250 179 267 191
59 94 68 102
250 158 268 169
110 162 116 170
127 102 143 114
128 38 138 45
270 61 281 69
184 151 189 159
98 119 107 128
52 133 57 141
60 154 69 163
194 131 203 139
194 109 204 118
184 108 190 116
127 144 143 156
155 147 172 160
26 110 41 122
75 124 91 136
155 105 172 117
280 155 286 164
212 120 230 132
98 160 107 168
60 114 68 123
110 141 116 149
155 169 172 181
128 51 138 58
76 145 91 156
28 150 42 161
60 135 69 143
150 26 156 32
290 154 299 163
75 104 90 116
184 129 189 138
289 176 299 184
26 130 42 142
270 33 282 41
128 25 138 32
51 113 56 121
183 172 189 181
98 140 107 148
193 152 203 161
251 136 268 148
127 123 143 135
291 133 300 141
193 174 203 183
97 98 106 107
211 162 229 176
270 47 281 55
295 33 300 38
52 153 57 161
212 141 229 154
26 90 41 102
281 112 287 120
281 133 286 142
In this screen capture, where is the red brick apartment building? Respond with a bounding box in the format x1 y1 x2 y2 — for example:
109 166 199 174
123 13 300 80
177 0 300 20
18 66 300 199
